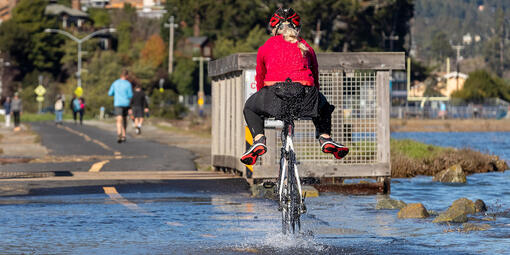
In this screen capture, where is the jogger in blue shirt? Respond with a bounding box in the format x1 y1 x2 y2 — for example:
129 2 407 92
108 69 133 143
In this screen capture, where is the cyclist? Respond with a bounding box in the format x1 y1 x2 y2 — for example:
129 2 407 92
108 69 133 143
241 7 349 165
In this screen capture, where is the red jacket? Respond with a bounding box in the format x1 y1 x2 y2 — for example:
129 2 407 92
255 35 319 91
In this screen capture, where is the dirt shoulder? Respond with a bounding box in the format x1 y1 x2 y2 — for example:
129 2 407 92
391 119 510 132
0 124 48 160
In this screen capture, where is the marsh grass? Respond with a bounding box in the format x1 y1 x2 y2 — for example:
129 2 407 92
391 139 508 178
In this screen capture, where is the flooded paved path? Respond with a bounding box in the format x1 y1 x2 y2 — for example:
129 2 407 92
0 128 508 254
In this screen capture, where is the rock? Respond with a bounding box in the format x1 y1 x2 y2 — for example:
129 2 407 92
461 223 491 232
250 184 277 200
452 198 476 215
376 197 407 210
433 164 467 183
398 203 429 219
427 210 439 216
482 216 496 221
433 210 468 223
489 155 508 171
433 198 475 223
474 199 487 213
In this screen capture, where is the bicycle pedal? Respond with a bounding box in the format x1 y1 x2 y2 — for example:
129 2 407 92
300 204 307 214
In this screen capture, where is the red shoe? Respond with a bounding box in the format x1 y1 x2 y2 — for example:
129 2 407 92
319 136 349 159
240 136 267 165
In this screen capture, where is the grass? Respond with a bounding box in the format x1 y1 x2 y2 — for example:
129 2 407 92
0 112 94 123
390 139 448 159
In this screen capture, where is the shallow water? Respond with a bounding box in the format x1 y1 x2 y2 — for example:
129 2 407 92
0 132 509 254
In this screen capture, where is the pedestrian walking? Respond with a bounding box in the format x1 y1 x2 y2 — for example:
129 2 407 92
3 97 11 127
108 69 133 143
69 95 79 125
129 85 149 135
71 97 85 125
11 93 22 132
71 96 84 125
79 97 85 124
54 95 64 125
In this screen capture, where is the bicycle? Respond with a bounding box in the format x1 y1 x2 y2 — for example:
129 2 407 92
276 118 306 234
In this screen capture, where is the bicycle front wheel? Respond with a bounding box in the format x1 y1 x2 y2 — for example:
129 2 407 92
281 163 301 234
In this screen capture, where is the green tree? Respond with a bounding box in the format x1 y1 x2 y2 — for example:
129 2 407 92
483 8 507 77
88 8 111 28
81 51 123 114
171 57 197 95
428 32 454 62
452 70 510 103
0 0 64 77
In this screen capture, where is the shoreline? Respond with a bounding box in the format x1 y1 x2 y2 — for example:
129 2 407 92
391 119 510 132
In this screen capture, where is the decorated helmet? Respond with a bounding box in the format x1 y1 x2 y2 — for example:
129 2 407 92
268 7 301 31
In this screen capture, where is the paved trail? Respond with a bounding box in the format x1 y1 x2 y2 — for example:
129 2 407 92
0 122 196 173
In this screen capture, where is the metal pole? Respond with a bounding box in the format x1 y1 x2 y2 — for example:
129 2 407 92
77 42 82 87
406 57 411 119
165 16 178 75
198 57 204 104
169 16 175 74
192 57 210 115
0 58 3 97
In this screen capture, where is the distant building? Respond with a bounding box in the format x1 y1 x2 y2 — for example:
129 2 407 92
81 0 166 18
0 0 18 23
80 0 109 9
45 3 90 29
178 36 213 58
441 72 468 97
463 33 472 45
390 71 407 105
408 72 468 99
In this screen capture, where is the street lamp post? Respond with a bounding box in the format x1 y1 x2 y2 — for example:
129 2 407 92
44 28 116 88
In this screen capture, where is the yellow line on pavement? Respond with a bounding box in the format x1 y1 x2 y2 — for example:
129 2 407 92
57 125 119 155
103 186 152 215
88 160 110 172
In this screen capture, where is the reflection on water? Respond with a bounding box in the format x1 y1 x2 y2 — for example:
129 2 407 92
0 132 508 254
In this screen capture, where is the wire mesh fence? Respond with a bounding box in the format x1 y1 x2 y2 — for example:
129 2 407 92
271 71 379 165
209 52 402 179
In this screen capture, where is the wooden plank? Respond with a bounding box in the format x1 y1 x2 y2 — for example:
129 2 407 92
377 71 391 165
226 77 232 157
219 80 226 155
253 163 390 178
236 75 243 160
262 128 277 166
213 155 244 173
208 52 406 77
211 81 218 156
317 52 405 70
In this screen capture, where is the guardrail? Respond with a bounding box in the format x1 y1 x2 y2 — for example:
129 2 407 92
208 52 405 188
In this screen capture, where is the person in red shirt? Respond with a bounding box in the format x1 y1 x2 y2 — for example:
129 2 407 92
241 8 349 165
